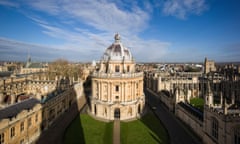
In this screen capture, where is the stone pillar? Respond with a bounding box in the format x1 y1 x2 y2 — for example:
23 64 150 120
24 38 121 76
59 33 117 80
120 82 123 102
124 82 126 102
99 81 102 101
107 82 110 102
131 81 133 101
11 94 16 104
92 81 95 98
220 92 223 105
110 82 112 102
0 93 4 103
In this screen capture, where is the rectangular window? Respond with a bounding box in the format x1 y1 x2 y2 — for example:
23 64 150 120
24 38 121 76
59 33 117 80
115 96 119 99
0 133 4 144
28 118 32 127
115 85 119 92
10 127 15 138
115 65 120 72
20 122 24 132
35 114 38 123
211 119 218 139
127 66 130 72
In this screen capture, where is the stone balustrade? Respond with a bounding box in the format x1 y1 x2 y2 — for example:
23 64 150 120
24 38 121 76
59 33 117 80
92 72 143 78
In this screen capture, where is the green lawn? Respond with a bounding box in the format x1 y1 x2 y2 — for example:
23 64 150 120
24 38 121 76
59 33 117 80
190 98 204 111
64 114 113 144
64 113 169 144
121 113 169 144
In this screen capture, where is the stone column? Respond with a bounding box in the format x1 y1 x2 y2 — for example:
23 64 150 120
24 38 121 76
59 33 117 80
120 82 123 102
99 81 102 101
110 82 112 102
107 82 110 102
123 82 126 102
131 81 133 101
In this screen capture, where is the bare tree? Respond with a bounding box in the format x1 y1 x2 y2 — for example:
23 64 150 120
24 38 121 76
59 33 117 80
47 59 84 80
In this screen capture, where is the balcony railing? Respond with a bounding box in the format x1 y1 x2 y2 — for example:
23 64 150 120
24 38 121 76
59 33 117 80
92 72 143 78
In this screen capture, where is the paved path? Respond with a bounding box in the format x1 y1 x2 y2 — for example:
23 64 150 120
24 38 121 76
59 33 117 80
113 119 120 144
145 89 202 144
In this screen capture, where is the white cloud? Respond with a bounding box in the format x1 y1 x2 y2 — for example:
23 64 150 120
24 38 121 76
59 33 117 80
25 0 149 34
23 0 170 61
0 0 19 7
162 0 207 19
0 0 171 62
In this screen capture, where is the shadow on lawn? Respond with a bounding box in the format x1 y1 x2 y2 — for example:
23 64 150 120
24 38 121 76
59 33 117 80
35 77 88 144
63 77 92 144
63 113 86 144
140 108 170 144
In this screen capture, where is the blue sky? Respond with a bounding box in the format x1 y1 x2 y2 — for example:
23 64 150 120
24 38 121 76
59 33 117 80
0 0 239 62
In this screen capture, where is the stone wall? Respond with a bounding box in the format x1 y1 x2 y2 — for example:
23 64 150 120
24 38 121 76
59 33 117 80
175 102 203 139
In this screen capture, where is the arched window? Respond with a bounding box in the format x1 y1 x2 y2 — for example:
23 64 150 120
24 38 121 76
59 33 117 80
105 107 107 116
211 117 218 139
114 108 120 119
234 126 240 144
94 105 97 115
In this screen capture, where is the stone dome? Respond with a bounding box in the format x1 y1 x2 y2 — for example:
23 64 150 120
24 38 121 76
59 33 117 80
102 34 133 61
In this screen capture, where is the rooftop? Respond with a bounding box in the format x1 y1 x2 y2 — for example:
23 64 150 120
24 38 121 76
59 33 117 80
0 98 40 119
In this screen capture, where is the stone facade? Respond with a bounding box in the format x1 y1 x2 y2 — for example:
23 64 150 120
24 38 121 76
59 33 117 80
145 60 240 144
90 34 145 121
0 72 85 143
0 98 42 144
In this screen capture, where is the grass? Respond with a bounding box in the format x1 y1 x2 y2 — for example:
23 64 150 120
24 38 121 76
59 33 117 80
190 98 204 111
64 113 169 144
64 114 113 144
121 113 169 144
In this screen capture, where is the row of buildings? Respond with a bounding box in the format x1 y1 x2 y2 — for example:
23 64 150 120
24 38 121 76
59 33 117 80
145 58 240 144
0 71 85 144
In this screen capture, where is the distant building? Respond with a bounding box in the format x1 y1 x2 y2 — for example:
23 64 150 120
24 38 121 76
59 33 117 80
20 56 47 74
90 34 145 121
0 65 7 72
204 57 216 74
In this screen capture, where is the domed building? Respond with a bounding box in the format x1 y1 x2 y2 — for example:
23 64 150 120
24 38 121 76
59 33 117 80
90 34 145 121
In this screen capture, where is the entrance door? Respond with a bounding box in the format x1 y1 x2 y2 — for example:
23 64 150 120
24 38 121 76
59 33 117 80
114 108 120 119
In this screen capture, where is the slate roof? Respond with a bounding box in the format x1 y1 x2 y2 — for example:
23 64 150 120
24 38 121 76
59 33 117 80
0 98 40 120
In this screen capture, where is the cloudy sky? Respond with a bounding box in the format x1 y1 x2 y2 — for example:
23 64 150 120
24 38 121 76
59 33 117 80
0 0 239 62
